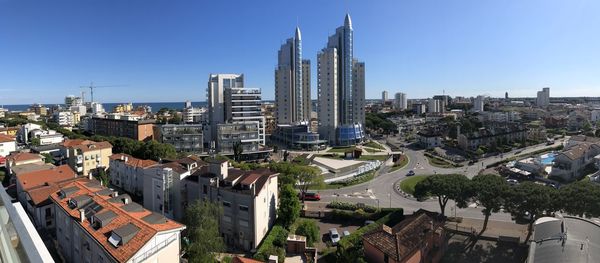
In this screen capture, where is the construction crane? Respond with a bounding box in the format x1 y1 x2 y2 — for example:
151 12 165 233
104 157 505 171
80 82 128 103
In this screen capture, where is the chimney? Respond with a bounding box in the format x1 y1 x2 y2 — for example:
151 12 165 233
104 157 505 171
112 191 119 197
121 155 125 161
124 197 129 204
124 156 128 162
88 172 93 180
209 160 228 180
79 209 85 223
100 180 103 186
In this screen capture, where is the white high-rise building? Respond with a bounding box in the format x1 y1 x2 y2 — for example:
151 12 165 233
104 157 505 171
207 74 265 153
428 99 441 113
275 27 311 125
473 95 485 112
64 95 83 107
382 91 388 102
317 14 365 146
536 87 550 107
394 92 407 110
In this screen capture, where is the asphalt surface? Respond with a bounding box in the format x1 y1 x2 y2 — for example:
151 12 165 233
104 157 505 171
313 138 567 222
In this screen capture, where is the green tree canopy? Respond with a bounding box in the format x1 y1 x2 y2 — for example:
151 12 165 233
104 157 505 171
185 200 225 262
413 174 471 216
295 219 320 247
471 174 509 234
504 182 557 242
558 180 600 218
278 184 301 229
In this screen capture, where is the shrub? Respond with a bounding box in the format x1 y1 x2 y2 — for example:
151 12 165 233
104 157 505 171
295 219 320 247
326 201 378 213
254 225 288 262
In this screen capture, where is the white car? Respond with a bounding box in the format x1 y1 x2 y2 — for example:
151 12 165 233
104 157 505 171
329 228 341 245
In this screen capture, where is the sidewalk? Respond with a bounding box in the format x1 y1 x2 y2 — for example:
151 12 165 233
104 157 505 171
446 218 528 241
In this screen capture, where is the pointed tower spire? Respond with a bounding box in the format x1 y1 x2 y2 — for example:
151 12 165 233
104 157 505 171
295 26 301 41
344 13 352 29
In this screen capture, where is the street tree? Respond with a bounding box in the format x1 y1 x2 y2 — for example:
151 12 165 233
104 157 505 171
233 141 244 162
184 200 225 263
558 180 600 218
278 184 301 229
504 182 557 242
296 166 324 201
295 219 320 246
413 174 471 216
471 174 509 235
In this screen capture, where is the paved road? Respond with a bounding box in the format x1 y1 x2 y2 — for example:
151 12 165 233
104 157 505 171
314 138 567 222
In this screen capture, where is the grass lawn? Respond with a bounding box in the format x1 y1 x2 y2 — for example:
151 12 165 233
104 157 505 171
399 175 428 195
363 147 382 153
364 141 385 150
327 146 357 153
425 155 455 168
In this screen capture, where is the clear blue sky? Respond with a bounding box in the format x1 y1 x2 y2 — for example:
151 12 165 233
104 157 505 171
1 0 599 105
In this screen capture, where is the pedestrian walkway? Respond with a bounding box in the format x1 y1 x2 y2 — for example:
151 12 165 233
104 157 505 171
446 218 528 241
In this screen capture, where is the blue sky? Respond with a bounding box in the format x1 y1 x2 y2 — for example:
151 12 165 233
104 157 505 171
1 0 599 105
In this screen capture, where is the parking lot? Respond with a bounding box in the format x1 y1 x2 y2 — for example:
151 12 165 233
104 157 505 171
313 217 362 250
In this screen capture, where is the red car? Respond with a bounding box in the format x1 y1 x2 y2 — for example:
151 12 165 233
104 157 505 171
298 192 321 201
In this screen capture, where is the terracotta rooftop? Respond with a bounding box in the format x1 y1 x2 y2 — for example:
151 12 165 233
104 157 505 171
25 177 86 206
232 257 264 263
17 164 77 191
560 144 600 161
6 152 43 163
362 210 443 262
0 134 15 143
109 153 158 168
190 166 277 196
51 179 185 263
62 139 112 152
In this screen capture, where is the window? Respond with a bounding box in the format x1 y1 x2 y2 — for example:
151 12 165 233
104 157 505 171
239 205 249 212
203 185 208 194
223 201 231 207
223 215 232 223
239 219 249 227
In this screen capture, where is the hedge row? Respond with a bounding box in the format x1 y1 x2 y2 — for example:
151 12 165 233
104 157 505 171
327 201 378 213
253 224 288 262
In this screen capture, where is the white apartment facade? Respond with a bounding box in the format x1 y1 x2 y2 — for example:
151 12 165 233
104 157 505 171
473 95 485 112
394 92 407 110
109 153 157 197
536 87 550 107
0 134 16 157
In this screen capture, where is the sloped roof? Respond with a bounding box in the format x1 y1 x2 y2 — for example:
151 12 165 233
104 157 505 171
6 152 43 163
62 139 112 152
51 179 185 263
0 134 15 143
109 153 157 168
17 164 77 190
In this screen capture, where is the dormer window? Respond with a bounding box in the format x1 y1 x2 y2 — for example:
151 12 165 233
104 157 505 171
109 223 140 247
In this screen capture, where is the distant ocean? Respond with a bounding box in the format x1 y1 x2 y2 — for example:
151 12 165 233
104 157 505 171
1 100 276 112
2 101 208 112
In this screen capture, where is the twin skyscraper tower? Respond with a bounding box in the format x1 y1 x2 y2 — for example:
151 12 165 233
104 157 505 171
275 14 366 146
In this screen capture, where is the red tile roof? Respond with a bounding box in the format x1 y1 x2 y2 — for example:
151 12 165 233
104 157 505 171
6 152 43 163
0 134 15 143
25 177 86 206
62 139 112 152
51 179 185 263
109 153 157 168
232 257 264 263
17 164 77 190
362 210 444 262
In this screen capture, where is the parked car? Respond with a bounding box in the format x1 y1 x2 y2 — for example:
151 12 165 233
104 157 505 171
506 179 519 186
342 230 351 237
329 228 341 245
406 170 415 176
468 159 478 165
298 192 321 201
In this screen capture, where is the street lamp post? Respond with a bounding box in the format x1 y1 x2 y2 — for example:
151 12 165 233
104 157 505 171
388 193 392 208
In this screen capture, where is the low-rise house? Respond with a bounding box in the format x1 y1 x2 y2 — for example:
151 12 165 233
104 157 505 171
550 142 600 181
143 156 204 221
61 139 113 177
5 151 45 175
15 165 78 230
0 126 19 136
0 134 16 157
109 153 158 197
363 209 446 263
52 178 186 263
184 159 278 251
416 130 443 149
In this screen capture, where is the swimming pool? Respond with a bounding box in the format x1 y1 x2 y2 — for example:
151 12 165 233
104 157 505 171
540 153 557 165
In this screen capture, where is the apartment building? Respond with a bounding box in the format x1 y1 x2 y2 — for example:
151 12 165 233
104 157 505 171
157 124 204 153
61 139 113 177
185 159 278 251
90 115 155 141
109 153 158 197
207 74 266 155
52 178 186 263
15 165 78 230
394 92 407 110
0 134 16 157
182 106 205 124
551 140 600 181
457 124 527 151
143 156 204 221
317 14 366 146
53 111 75 127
